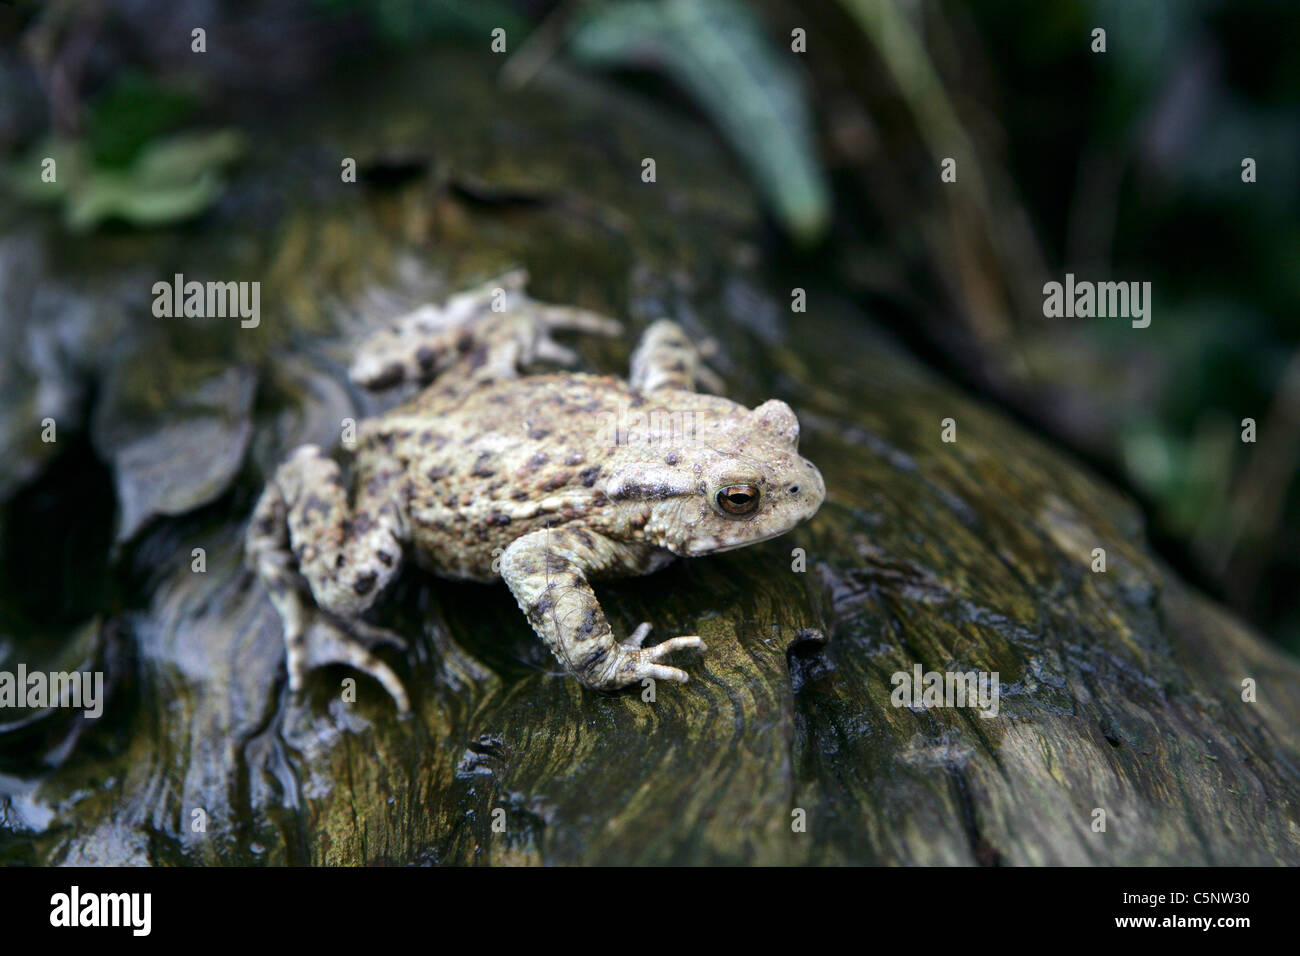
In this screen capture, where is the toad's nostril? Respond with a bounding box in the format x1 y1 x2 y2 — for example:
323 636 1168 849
789 485 800 494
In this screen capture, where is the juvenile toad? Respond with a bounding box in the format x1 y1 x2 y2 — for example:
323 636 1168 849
246 271 825 711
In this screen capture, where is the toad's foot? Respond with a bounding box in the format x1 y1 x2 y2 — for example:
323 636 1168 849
248 529 412 712
296 610 411 713
622 621 656 649
349 268 623 390
610 633 706 685
620 620 706 672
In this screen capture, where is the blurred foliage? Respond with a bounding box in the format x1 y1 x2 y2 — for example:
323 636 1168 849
942 0 1300 647
85 71 199 169
567 0 829 243
312 0 530 42
5 130 244 231
318 0 830 240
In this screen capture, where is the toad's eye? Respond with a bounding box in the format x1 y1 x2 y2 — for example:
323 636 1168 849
716 484 760 516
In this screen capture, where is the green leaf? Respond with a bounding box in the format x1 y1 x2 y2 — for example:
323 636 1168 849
5 130 245 232
128 129 246 187
569 0 830 244
63 169 227 232
85 71 199 169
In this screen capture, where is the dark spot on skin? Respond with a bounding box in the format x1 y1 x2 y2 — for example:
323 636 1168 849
326 472 345 488
545 553 571 576
353 572 377 595
427 466 447 482
665 451 680 466
611 481 680 501
580 646 608 674
542 473 570 492
487 511 512 526
511 489 530 501
575 529 594 550
336 554 347 568
669 360 686 373
528 427 551 440
301 495 330 523
257 517 275 535
528 453 549 471
468 346 489 371
565 452 585 466
528 594 556 624
579 466 601 487
416 346 436 370
377 551 395 567
370 363 404 389
472 453 496 477
630 394 646 408
456 331 474 353
578 609 601 639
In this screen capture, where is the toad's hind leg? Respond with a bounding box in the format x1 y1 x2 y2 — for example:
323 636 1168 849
349 268 622 391
245 445 412 712
628 319 723 393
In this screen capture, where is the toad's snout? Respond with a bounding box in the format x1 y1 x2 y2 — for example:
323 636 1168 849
787 457 826 523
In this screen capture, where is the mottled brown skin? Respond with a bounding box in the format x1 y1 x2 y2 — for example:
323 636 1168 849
246 273 825 711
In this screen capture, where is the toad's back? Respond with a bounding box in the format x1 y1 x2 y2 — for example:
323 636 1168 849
365 373 726 579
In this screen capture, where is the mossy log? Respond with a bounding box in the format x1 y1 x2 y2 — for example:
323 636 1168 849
2 52 1297 866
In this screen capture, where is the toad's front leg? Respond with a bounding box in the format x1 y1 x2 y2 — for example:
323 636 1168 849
499 528 705 688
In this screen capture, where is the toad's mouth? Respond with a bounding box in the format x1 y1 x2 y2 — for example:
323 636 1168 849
683 527 792 557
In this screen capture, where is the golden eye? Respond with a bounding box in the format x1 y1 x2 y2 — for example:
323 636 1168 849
716 484 760 516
